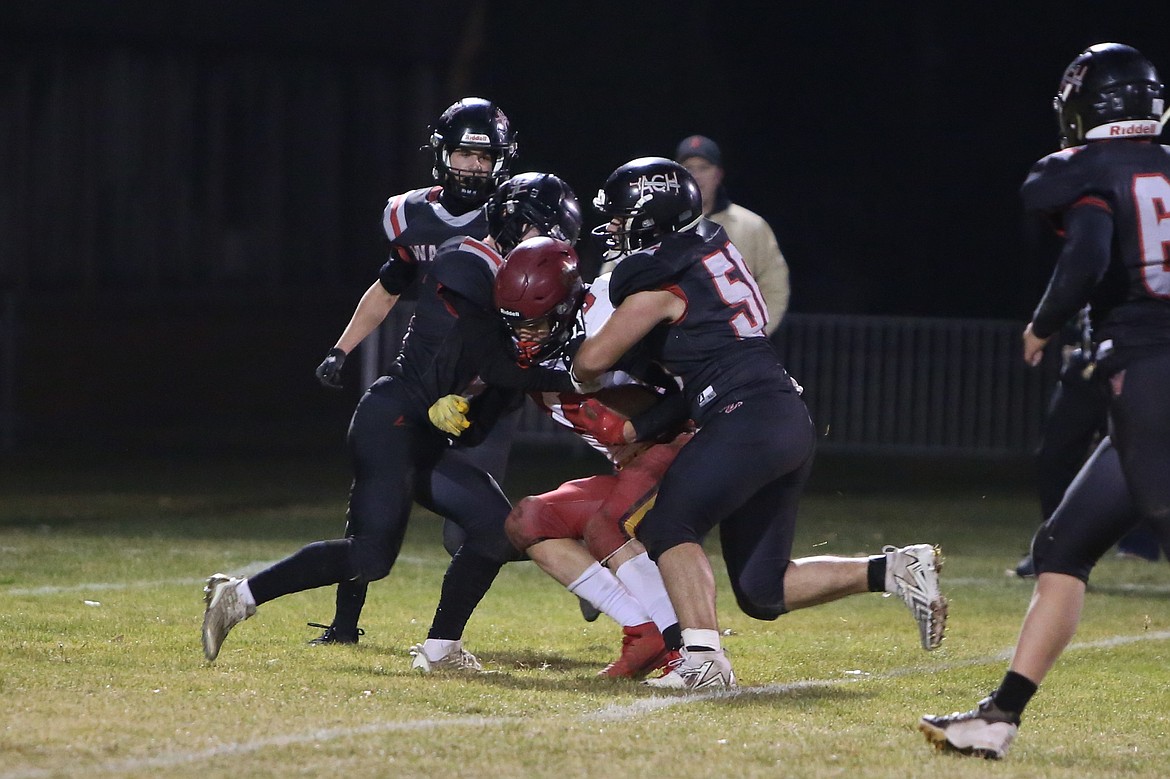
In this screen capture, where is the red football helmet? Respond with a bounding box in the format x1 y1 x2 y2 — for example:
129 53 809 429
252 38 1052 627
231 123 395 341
494 236 584 364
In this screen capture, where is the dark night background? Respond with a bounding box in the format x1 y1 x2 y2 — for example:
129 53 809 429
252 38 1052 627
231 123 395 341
2 1 1169 453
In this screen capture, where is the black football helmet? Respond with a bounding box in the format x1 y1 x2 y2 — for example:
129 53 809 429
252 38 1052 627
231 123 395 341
1054 42 1165 149
494 236 584 365
486 172 583 254
427 97 518 205
591 157 703 261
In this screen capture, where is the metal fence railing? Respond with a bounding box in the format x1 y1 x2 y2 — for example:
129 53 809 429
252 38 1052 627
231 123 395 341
772 313 1054 455
510 313 1056 457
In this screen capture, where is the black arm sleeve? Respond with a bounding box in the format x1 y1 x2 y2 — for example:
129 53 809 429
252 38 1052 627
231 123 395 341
378 245 418 294
447 291 576 393
628 391 690 443
456 386 525 447
1031 203 1114 340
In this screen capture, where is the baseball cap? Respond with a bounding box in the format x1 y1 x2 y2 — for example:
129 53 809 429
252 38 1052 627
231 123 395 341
675 135 722 167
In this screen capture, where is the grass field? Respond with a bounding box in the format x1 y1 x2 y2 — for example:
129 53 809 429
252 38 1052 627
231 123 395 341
2 446 1168 778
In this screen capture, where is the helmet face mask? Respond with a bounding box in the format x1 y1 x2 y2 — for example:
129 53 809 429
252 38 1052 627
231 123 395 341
494 236 584 365
1053 43 1165 149
591 157 702 262
428 97 518 205
486 173 583 254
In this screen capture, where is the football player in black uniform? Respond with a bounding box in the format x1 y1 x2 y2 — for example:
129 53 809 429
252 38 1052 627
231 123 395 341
920 42 1170 760
1015 306 1164 579
308 97 519 645
571 157 947 690
314 96 515 389
200 171 583 668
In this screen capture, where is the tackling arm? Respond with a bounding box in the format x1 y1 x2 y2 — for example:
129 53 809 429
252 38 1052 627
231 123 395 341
572 289 684 383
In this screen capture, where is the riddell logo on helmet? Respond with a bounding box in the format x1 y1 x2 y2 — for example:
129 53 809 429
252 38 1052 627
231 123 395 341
460 132 491 144
636 172 681 195
1086 120 1160 139
500 307 522 317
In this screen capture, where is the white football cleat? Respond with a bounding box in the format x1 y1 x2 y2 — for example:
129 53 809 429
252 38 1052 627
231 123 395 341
201 574 255 662
642 648 735 690
408 642 483 673
885 544 947 650
919 696 1020 759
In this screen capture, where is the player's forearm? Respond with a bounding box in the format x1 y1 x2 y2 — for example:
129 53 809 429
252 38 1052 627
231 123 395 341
334 281 398 353
572 338 624 382
574 291 678 381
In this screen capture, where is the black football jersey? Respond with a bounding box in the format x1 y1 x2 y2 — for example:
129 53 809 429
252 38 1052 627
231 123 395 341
608 220 793 424
1022 141 1170 355
378 186 489 298
384 237 505 408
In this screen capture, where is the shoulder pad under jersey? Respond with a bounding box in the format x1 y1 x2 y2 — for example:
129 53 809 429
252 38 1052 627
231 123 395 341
382 187 441 242
382 186 486 245
608 247 689 307
431 237 504 309
1020 147 1105 215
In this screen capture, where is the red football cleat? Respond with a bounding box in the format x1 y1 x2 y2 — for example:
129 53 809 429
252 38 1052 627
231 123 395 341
597 622 668 679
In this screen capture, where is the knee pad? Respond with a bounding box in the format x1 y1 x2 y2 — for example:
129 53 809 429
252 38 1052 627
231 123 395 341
1030 523 1092 582
636 515 697 563
442 519 466 558
348 537 393 583
505 496 553 552
463 522 527 564
729 567 789 621
733 592 787 621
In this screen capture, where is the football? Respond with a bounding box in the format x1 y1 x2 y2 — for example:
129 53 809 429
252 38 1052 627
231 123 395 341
592 384 660 419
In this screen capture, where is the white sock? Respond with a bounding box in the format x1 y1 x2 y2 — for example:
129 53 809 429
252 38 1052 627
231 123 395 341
568 561 650 628
422 638 460 661
237 578 257 610
613 552 678 635
681 628 721 653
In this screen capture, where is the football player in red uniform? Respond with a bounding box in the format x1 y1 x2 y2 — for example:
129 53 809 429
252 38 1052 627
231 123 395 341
454 236 691 678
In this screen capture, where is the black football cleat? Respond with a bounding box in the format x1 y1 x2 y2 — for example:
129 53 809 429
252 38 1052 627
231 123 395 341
306 622 364 645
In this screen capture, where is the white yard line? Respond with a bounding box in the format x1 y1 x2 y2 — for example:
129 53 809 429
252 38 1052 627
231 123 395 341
5 628 1169 779
942 575 1170 595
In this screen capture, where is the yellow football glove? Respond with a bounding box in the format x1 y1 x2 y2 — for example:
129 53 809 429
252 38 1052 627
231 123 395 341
428 394 470 436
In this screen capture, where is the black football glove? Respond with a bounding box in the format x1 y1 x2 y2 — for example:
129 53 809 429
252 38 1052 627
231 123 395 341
315 347 347 389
